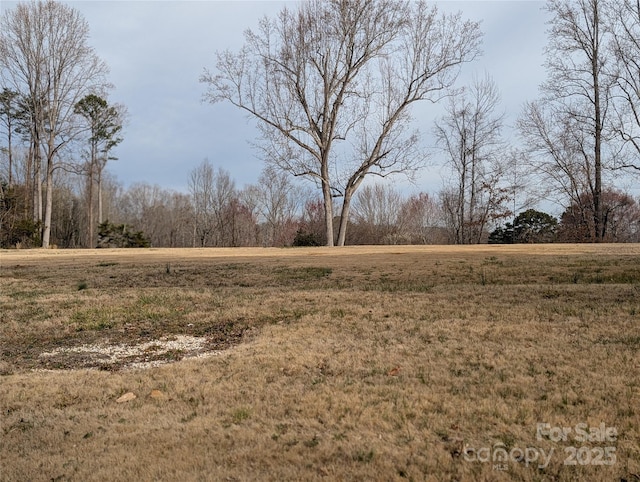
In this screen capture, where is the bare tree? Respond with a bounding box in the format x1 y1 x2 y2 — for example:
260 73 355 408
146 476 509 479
212 169 238 246
202 0 481 246
244 166 305 246
94 171 122 228
0 0 109 247
350 183 404 244
434 74 508 244
610 0 640 171
49 170 82 248
397 192 446 244
166 191 196 248
519 0 617 242
188 159 214 247
558 188 640 242
113 183 165 247
188 159 238 247
346 186 447 244
224 198 259 247
519 102 593 215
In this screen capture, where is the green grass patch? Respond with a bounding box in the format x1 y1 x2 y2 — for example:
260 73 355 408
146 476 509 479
70 308 116 331
274 266 332 281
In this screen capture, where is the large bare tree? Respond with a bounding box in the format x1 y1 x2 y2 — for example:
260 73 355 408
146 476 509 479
0 0 109 247
519 0 617 242
202 0 481 246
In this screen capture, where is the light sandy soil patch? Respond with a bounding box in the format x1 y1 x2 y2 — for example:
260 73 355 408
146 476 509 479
38 335 222 370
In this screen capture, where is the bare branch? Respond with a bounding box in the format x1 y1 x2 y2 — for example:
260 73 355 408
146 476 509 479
202 0 481 245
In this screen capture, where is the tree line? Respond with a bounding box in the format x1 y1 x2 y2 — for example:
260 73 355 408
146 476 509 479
2 0 640 248
2 155 638 248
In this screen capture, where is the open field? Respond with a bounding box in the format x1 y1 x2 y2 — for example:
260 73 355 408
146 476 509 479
1 244 639 481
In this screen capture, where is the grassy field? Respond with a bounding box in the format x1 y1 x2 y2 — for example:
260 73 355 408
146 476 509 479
0 244 639 481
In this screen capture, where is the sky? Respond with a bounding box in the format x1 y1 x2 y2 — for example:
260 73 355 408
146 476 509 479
2 1 552 198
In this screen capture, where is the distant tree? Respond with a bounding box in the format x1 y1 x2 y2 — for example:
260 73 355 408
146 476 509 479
0 88 22 187
203 0 482 246
435 75 510 244
74 94 124 247
188 160 214 246
513 209 558 243
490 209 558 244
162 191 195 248
292 229 322 247
111 183 193 248
243 166 305 246
49 176 83 248
224 198 259 247
97 221 150 248
558 189 640 242
294 198 326 247
188 160 238 247
0 178 42 247
398 192 447 244
347 187 446 245
349 184 404 244
488 223 514 244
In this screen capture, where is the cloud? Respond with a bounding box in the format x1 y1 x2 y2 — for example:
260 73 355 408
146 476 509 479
3 0 550 195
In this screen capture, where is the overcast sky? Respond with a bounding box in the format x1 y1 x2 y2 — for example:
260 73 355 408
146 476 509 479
2 1 552 196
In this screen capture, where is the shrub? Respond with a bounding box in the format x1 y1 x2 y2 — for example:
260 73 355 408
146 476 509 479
97 221 150 248
292 229 322 247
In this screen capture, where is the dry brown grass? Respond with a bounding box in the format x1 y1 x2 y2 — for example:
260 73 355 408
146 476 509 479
0 244 639 481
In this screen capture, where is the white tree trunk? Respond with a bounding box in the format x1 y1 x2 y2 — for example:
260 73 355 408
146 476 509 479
42 161 53 248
